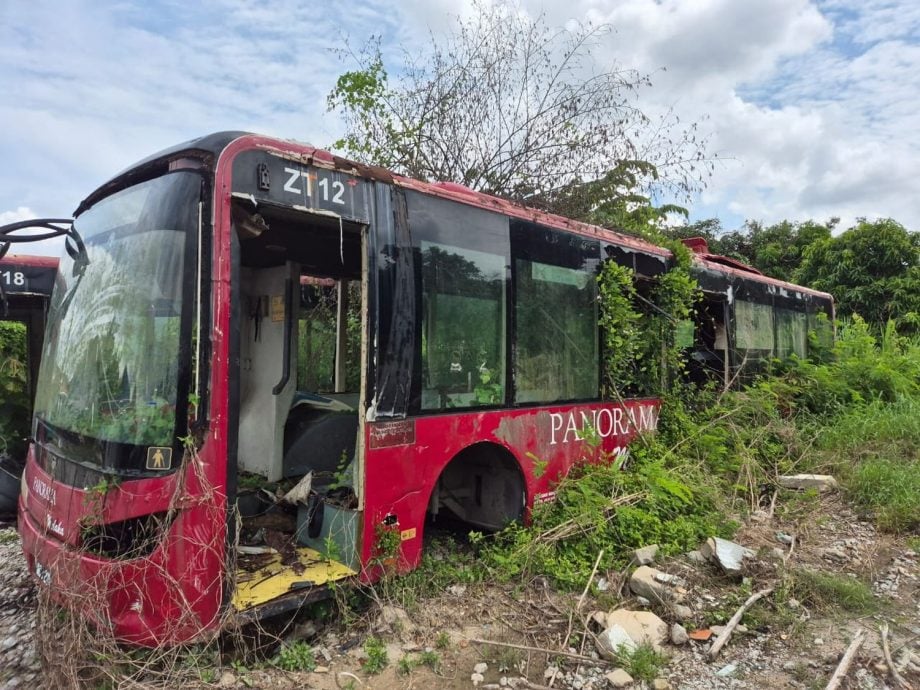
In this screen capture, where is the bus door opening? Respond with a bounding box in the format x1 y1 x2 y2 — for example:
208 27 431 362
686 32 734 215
688 294 729 387
231 201 364 611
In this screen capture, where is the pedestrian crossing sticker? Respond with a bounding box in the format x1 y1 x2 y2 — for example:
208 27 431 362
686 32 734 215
146 446 173 471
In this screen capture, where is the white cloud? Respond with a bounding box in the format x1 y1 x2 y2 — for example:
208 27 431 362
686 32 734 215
0 207 37 225
0 0 917 236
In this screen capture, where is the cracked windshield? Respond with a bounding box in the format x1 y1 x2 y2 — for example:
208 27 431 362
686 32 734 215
33 172 199 448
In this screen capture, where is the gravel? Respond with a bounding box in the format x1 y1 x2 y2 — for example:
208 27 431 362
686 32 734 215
0 525 39 690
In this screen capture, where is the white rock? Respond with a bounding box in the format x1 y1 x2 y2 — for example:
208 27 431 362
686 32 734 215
596 623 636 661
700 537 754 574
634 545 660 566
777 474 838 492
670 623 689 645
606 668 634 687
605 610 669 652
630 566 684 603
473 662 489 674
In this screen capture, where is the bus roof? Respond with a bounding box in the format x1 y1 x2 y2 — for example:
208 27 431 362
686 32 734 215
74 132 831 302
0 254 59 270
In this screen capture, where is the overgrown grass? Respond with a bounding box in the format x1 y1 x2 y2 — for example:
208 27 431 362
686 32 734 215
470 320 920 591
789 569 877 614
477 444 734 589
843 457 920 532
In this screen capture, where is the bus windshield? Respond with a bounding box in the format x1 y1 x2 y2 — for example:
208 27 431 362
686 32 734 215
33 172 199 449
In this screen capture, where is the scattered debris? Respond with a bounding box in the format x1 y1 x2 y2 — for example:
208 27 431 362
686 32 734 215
700 537 755 575
688 628 712 641
715 662 738 677
775 531 794 545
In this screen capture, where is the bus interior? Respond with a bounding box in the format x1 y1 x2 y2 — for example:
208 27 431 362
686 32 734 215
230 199 365 611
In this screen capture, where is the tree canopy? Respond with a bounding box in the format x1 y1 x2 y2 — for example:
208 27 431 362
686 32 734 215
327 2 714 217
795 219 919 330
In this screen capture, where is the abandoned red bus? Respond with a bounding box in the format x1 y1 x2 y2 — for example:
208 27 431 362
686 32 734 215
17 132 832 644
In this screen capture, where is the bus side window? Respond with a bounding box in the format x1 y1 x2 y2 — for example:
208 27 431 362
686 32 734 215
514 259 598 403
420 242 506 410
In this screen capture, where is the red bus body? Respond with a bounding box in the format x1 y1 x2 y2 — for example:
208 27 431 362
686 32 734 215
18 134 832 644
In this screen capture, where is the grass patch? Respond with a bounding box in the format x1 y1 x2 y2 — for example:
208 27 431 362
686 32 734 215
790 569 877 614
270 641 316 672
361 636 388 674
842 457 920 532
614 643 668 682
397 650 441 675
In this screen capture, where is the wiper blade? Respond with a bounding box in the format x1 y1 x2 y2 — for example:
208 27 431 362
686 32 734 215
0 217 87 317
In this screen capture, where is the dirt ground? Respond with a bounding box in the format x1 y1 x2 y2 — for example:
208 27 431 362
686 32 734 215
1 491 918 689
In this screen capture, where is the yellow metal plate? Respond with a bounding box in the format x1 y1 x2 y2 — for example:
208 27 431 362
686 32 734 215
232 546 355 611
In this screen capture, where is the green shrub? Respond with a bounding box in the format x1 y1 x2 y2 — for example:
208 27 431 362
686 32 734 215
361 636 388 674
479 439 733 589
271 641 316 672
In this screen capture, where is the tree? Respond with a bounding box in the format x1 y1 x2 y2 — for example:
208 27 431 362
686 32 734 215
664 218 837 280
795 219 920 331
327 2 714 218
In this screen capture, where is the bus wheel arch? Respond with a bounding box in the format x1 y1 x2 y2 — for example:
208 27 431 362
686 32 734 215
427 442 527 532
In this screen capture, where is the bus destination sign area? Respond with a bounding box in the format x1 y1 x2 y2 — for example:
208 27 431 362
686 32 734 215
0 261 56 295
232 150 371 224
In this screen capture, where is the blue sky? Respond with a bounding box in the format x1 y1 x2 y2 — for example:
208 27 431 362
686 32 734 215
1 0 918 256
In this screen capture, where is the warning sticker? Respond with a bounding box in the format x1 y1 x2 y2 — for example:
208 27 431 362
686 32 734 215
146 446 173 471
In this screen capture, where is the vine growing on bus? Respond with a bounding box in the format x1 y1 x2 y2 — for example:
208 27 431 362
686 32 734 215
597 238 699 397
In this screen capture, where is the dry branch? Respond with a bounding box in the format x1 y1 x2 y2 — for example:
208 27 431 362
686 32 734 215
534 492 644 545
880 622 911 690
708 588 774 659
825 630 866 690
